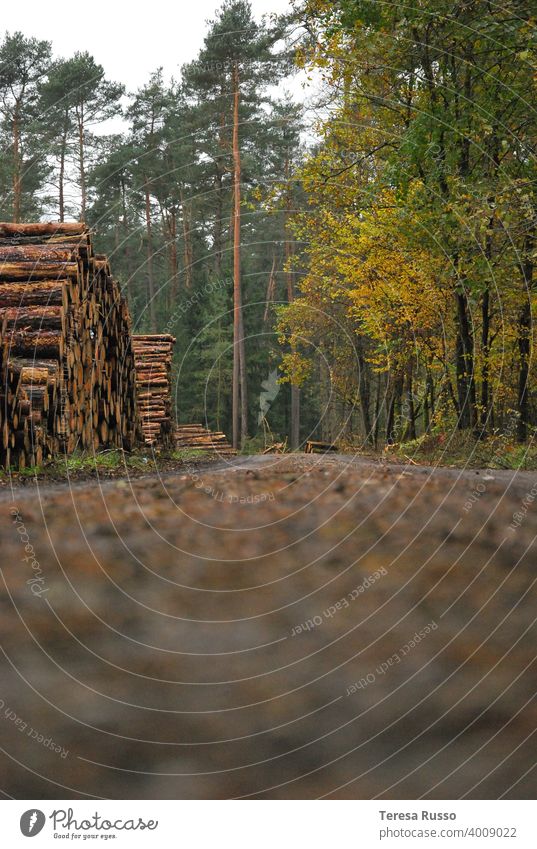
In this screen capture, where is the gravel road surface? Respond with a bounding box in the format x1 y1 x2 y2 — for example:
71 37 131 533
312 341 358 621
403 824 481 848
1 453 536 799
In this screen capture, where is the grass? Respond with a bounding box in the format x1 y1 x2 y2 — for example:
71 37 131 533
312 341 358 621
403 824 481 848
68 450 146 475
4 464 46 477
56 449 150 474
386 431 537 471
171 448 211 462
1 447 211 480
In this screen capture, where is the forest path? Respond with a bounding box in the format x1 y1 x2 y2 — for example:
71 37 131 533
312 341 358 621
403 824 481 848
1 454 536 798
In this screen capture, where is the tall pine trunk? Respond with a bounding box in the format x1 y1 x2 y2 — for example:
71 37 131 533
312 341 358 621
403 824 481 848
213 109 226 277
120 175 133 307
12 104 21 223
214 168 224 277
168 208 179 304
180 190 193 291
144 178 157 332
77 109 86 220
232 61 247 448
58 123 67 223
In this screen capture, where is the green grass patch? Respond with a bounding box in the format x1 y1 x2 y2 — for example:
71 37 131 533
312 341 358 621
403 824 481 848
3 464 45 477
389 431 537 470
29 449 152 477
2 446 221 481
172 448 211 462
59 450 148 473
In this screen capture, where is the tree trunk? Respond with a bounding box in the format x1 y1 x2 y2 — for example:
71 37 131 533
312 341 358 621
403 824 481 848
239 305 248 444
216 318 223 432
144 179 157 333
357 351 373 445
373 372 382 449
285 154 300 449
58 118 68 223
480 287 490 432
386 374 403 444
232 62 247 448
168 208 179 304
213 105 227 278
481 144 499 434
403 360 417 441
120 175 133 307
517 228 535 442
455 290 477 430
180 191 193 291
77 111 86 220
320 357 333 442
12 104 22 223
424 369 435 432
263 254 277 324
214 166 224 277
517 301 531 442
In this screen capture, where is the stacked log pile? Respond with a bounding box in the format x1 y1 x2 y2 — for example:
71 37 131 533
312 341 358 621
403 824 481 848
132 334 175 448
0 222 139 468
175 424 237 456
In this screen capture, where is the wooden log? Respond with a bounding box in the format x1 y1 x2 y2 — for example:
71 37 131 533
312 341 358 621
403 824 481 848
0 245 79 262
1 306 63 330
0 261 79 280
5 330 63 358
0 222 87 237
0 280 68 306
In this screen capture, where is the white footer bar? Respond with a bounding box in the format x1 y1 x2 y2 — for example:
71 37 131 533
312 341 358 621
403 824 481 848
2 800 534 847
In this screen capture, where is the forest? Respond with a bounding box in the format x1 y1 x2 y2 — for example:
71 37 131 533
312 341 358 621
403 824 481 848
2 0 537 809
1 0 536 453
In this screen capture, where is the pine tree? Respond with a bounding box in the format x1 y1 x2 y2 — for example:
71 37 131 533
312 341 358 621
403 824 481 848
183 0 287 448
0 32 51 221
127 69 170 331
41 52 124 219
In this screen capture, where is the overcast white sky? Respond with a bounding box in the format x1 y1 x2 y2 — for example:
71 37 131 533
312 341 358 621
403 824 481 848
2 0 295 90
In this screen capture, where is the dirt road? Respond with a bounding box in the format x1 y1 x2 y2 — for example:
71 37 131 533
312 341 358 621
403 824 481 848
1 453 536 799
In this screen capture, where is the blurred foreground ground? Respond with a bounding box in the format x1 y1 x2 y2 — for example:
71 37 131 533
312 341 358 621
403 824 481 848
0 454 536 799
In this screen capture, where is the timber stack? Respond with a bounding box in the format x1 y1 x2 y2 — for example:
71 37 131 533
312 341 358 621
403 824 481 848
0 222 140 469
132 334 175 448
175 424 236 456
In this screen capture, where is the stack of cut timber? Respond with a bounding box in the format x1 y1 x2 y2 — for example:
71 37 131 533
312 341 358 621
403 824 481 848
132 334 175 448
175 424 237 456
0 222 140 469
